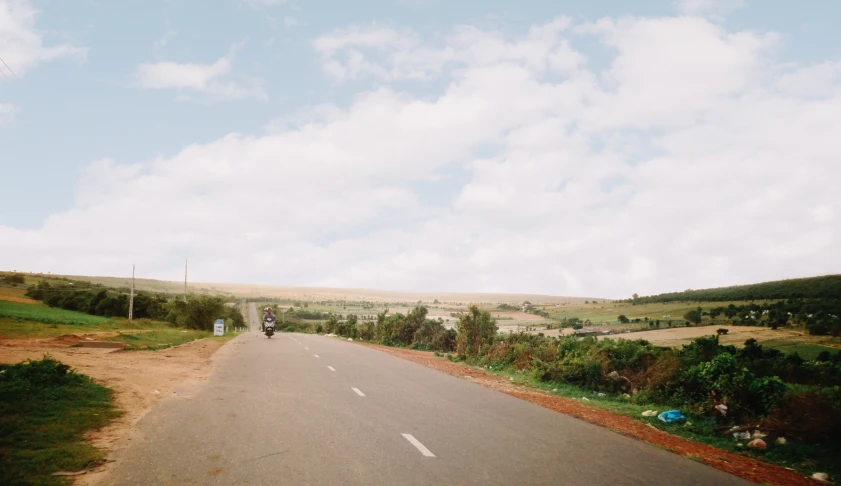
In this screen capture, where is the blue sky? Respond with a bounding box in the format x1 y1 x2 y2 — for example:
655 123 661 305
2 0 840 297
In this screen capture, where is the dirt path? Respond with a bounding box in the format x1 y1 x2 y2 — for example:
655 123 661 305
356 342 824 486
0 333 234 482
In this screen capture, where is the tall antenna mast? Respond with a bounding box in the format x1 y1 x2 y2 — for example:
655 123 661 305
184 258 188 295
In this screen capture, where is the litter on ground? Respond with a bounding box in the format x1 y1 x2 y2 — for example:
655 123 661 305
748 439 766 449
657 410 686 423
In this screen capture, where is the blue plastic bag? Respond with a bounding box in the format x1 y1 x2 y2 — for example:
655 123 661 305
657 410 686 423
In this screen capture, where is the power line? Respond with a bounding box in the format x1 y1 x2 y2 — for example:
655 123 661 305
0 57 18 79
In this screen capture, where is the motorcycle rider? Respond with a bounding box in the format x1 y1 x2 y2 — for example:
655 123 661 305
262 307 275 332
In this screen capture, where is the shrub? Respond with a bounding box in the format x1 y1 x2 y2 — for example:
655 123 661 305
2 274 25 284
455 305 497 357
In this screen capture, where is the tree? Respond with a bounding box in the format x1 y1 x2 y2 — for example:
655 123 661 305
632 293 639 300
617 315 629 324
455 305 497 357
684 307 703 325
171 294 226 331
724 304 738 319
326 314 339 334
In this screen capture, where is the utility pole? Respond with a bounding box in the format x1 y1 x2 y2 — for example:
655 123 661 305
184 258 188 295
128 264 135 321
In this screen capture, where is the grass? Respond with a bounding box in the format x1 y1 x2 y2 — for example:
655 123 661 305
104 329 212 350
478 363 841 480
0 300 108 326
759 340 838 360
0 357 120 485
0 316 176 339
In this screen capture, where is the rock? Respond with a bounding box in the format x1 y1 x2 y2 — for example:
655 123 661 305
582 397 590 401
775 437 787 445
812 472 830 482
347 338 353 342
747 439 766 449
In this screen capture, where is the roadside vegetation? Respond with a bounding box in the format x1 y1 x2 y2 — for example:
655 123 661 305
0 357 120 485
24 279 245 330
104 329 213 350
0 299 108 326
348 303 841 479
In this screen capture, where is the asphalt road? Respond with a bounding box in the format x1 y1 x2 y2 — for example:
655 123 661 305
103 304 747 485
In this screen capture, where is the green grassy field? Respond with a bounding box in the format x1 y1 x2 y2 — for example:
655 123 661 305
0 357 121 485
538 300 776 325
0 300 109 326
758 340 837 360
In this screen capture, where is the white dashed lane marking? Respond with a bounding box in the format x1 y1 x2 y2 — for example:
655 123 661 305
314 354 319 358
327 366 336 371
402 434 435 457
352 387 365 396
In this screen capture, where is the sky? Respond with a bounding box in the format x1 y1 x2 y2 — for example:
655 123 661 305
1 0 840 299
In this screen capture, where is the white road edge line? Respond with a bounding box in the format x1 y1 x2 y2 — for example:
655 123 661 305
352 387 365 396
402 434 435 457
327 366 336 371
314 354 319 358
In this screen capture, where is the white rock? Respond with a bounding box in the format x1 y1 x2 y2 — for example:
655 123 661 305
812 472 829 482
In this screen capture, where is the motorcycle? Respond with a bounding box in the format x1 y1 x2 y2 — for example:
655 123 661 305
264 317 276 338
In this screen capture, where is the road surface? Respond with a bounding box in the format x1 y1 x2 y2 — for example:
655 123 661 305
103 304 746 485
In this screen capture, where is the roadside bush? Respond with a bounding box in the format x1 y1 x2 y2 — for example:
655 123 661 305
359 321 375 341
455 305 497 357
0 356 118 485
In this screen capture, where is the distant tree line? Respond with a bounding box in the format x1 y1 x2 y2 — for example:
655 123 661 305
26 281 244 331
627 275 841 303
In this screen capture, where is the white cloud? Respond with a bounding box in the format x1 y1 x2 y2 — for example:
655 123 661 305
3 15 841 298
0 0 86 78
133 49 265 100
313 18 577 82
0 102 18 124
676 0 746 17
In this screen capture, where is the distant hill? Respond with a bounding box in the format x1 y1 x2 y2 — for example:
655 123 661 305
632 275 841 303
32 273 600 305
